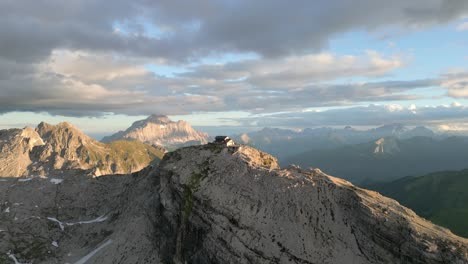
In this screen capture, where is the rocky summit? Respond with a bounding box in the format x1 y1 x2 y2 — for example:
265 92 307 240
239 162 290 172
0 122 164 177
102 115 210 150
0 143 467 263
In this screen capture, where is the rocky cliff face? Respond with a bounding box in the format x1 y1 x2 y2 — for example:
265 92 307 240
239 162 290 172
0 169 159 263
1 144 466 263
0 127 44 176
102 115 209 150
155 144 468 263
373 137 400 155
0 122 164 177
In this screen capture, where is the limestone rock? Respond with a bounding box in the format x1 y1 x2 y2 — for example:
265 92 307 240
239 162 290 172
0 169 159 264
0 127 44 177
0 144 466 263
0 122 164 177
102 115 209 150
374 137 400 155
155 144 468 263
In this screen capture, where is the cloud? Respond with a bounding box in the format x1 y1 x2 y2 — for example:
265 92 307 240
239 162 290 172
1 0 467 63
0 1 467 118
181 51 404 89
441 71 468 98
0 48 428 116
456 21 468 31
233 103 468 128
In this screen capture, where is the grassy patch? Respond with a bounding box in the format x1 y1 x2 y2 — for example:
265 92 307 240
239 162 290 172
206 143 224 154
374 169 468 238
430 209 468 238
80 140 165 173
182 160 210 222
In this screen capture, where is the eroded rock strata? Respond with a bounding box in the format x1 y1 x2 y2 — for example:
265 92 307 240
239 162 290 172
0 144 466 263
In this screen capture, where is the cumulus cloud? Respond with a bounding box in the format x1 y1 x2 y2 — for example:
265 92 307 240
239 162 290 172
441 71 468 98
456 21 468 31
1 0 467 63
0 48 428 116
0 1 467 118
234 103 468 128
181 51 404 89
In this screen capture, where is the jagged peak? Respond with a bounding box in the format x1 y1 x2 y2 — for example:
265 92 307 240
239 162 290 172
56 121 76 128
156 143 468 263
36 121 53 130
102 115 209 149
35 121 91 145
374 137 400 154
145 114 173 124
36 121 80 132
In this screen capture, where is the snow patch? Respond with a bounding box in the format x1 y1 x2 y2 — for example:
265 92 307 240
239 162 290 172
47 217 65 231
73 239 113 264
67 215 108 226
50 178 64 185
47 215 108 231
7 251 30 264
18 178 33 182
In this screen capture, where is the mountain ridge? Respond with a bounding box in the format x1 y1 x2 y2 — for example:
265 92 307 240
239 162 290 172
234 124 438 162
284 135 468 184
0 143 466 263
370 168 468 238
0 122 164 177
102 115 209 150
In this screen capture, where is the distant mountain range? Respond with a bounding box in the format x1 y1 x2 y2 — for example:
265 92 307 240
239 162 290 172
371 169 468 238
284 136 468 184
102 115 210 150
0 122 164 177
233 124 468 184
235 124 436 161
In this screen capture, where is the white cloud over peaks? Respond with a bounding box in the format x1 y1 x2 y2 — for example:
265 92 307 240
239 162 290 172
1 0 467 64
47 50 149 83
456 21 468 31
0 48 416 116
441 71 468 98
233 103 468 128
385 104 406 112
181 51 404 90
0 1 467 118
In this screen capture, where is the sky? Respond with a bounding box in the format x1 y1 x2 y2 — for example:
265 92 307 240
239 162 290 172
1 0 468 137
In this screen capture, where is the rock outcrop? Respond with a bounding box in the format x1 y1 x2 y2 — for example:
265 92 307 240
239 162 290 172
102 115 209 150
0 127 44 176
0 122 164 177
373 137 400 154
0 144 467 263
155 144 468 263
0 169 159 263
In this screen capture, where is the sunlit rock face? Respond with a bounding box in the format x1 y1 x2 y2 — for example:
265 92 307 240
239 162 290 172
102 115 210 150
155 144 468 263
373 137 400 155
0 122 164 177
0 127 44 176
0 143 467 263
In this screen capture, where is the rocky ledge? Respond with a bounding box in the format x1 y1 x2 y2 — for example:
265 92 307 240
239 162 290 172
0 144 466 263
